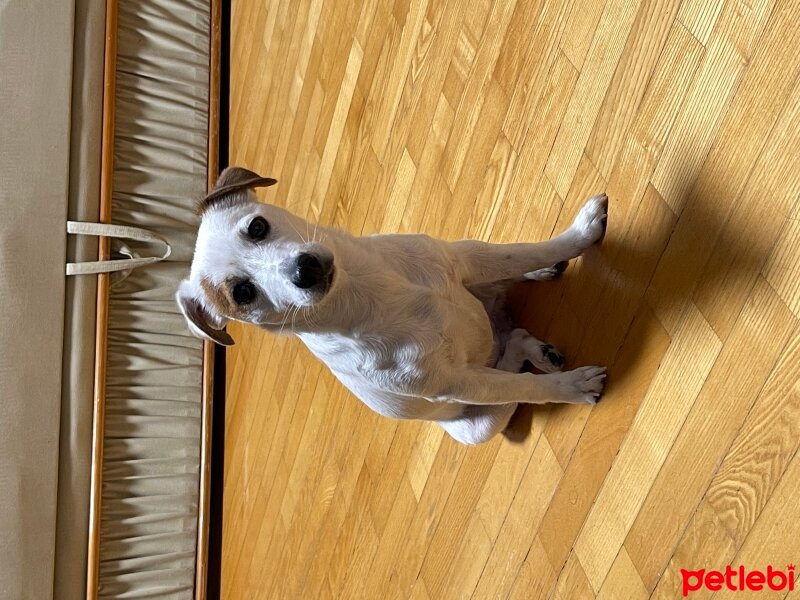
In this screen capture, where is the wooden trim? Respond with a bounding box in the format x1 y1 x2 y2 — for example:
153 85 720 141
86 0 118 597
85 1 220 596
195 0 222 597
207 0 221 188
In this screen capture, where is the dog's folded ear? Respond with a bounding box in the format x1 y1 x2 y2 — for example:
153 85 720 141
176 280 235 346
198 166 278 213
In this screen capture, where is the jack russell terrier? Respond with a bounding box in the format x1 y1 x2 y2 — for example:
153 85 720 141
177 167 608 444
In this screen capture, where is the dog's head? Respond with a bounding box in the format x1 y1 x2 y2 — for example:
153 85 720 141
177 166 337 346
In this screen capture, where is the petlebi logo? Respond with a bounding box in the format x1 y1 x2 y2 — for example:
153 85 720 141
681 564 795 596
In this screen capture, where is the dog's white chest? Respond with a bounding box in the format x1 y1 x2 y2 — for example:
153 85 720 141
300 326 431 386
299 284 492 387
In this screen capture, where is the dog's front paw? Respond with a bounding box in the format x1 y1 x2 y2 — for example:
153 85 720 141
571 193 608 247
553 366 607 405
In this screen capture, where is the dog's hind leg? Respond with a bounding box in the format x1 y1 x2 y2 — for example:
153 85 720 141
435 328 561 445
436 403 518 445
497 328 565 374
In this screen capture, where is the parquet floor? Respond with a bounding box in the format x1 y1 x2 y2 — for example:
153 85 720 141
223 0 800 596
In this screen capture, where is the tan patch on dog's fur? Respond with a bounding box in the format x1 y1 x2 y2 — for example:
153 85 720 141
200 277 236 318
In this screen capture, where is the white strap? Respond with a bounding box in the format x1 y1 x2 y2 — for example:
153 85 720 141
66 221 172 275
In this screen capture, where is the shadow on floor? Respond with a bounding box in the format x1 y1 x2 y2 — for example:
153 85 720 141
501 188 763 443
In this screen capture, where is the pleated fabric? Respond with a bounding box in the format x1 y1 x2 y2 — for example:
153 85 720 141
98 1 210 596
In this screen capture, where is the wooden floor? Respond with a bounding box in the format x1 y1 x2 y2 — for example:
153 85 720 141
223 0 800 596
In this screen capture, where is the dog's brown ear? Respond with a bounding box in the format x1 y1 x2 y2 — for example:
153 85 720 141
199 166 277 213
176 280 235 346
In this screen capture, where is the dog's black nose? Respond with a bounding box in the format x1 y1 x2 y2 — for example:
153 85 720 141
292 253 332 289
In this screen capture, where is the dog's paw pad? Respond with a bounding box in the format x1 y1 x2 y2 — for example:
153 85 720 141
541 344 565 368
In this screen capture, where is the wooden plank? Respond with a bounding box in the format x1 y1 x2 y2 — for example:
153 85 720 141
649 501 738 600
630 21 704 164
406 423 445 501
501 0 572 149
402 93 455 234
678 0 724 44
226 362 327 587
367 422 421 536
650 0 778 214
444 79 511 235
471 438 563 599
302 410 383 598
440 0 518 190
195 1 223 591
310 40 364 218
652 450 800 599
356 439 467 598
559 0 607 70
493 0 548 93
694 70 800 338
649 35 743 215
537 304 671 572
544 0 642 196
507 537 557 600
764 219 800 320
439 411 547 598
712 452 800 600
585 0 682 179
704 326 800 546
87 0 118 595
595 548 648 600
492 51 578 242
404 0 468 164
222 347 311 582
552 553 595 600
370 0 431 160
573 304 721 591
625 278 797 589
647 0 798 334
469 133 518 240
418 439 502 598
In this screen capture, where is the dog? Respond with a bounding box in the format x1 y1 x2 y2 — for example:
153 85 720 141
177 166 608 445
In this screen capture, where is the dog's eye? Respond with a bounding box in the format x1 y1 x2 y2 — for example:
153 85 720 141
232 281 256 305
247 216 269 241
